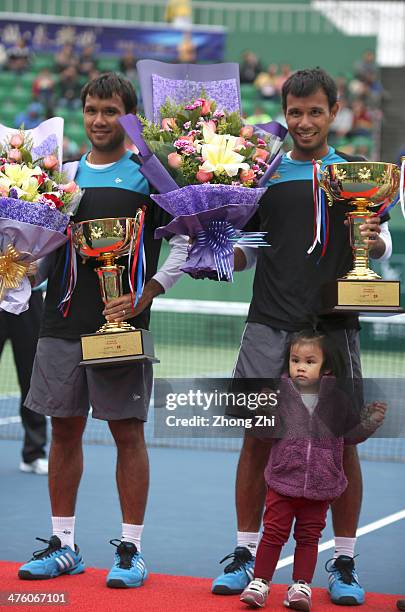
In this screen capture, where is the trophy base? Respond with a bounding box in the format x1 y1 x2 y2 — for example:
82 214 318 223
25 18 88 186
322 278 403 315
80 328 159 367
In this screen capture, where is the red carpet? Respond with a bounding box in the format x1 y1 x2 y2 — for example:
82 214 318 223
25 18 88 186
0 561 401 611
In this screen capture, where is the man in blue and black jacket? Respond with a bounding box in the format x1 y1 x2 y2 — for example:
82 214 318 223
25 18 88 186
213 68 391 606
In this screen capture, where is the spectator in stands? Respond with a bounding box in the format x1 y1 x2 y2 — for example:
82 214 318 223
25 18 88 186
349 99 373 137
6 37 31 74
54 43 78 73
245 105 272 125
240 51 263 84
275 63 292 96
119 51 138 81
330 97 354 139
14 102 45 130
58 66 82 110
354 50 379 87
164 0 192 27
32 68 56 116
254 64 279 101
78 45 98 78
335 74 350 102
354 50 384 108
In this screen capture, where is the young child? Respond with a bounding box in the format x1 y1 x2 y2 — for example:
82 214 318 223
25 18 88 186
240 330 386 610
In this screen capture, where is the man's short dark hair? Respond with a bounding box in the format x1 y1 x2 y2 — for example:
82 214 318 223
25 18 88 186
281 68 338 111
81 72 137 113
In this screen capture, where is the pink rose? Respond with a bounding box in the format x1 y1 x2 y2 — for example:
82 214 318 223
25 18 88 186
240 169 256 182
0 185 9 197
200 99 212 115
162 117 177 131
167 152 182 169
8 148 22 163
10 134 24 149
240 125 254 139
60 181 77 193
204 120 217 133
253 148 269 162
181 135 195 143
43 154 59 171
196 169 213 183
234 137 247 151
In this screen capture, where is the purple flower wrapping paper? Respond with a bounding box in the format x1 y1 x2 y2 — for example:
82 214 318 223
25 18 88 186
151 74 240 122
0 197 69 232
154 201 265 239
0 212 69 314
151 184 266 219
154 197 266 281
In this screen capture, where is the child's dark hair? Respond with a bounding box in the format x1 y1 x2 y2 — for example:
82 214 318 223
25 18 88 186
284 329 347 378
281 67 338 112
81 72 137 113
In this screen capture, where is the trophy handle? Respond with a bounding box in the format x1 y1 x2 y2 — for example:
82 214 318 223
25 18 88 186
316 161 335 207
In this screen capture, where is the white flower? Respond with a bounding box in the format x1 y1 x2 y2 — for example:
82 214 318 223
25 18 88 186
200 125 249 177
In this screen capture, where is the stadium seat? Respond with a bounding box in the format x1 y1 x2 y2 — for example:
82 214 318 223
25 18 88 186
240 83 259 101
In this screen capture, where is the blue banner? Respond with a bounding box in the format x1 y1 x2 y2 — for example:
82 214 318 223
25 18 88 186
0 15 226 62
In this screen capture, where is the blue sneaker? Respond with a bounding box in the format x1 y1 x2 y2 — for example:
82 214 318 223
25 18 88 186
212 546 255 595
18 536 85 580
326 555 365 606
106 539 148 588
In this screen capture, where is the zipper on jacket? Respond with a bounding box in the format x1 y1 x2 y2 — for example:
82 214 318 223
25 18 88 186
303 415 313 496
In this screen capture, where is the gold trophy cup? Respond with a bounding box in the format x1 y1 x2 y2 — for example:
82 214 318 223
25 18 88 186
73 215 159 366
319 161 403 313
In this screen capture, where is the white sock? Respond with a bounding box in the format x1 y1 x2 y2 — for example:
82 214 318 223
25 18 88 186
52 516 75 550
237 531 260 557
334 537 356 559
122 523 144 552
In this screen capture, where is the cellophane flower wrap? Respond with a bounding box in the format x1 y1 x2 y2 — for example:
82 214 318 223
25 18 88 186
0 118 83 314
119 61 287 281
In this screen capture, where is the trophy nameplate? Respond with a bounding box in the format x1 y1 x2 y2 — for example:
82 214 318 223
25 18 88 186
322 279 401 314
80 328 158 366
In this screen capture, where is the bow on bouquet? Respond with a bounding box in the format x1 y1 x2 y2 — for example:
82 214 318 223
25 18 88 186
120 98 286 280
0 118 82 314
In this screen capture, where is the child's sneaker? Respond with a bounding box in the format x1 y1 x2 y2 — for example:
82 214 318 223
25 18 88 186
284 581 312 611
240 578 269 608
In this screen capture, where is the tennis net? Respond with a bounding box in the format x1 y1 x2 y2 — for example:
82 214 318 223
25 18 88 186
1 298 404 461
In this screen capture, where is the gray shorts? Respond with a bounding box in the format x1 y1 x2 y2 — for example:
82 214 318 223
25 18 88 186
25 337 153 421
233 322 362 379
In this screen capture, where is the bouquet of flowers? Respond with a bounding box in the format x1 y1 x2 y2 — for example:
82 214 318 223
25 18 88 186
120 93 286 280
0 118 82 314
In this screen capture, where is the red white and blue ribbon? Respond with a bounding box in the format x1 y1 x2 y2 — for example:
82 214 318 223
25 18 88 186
58 224 77 317
195 220 269 281
129 209 146 309
308 159 329 260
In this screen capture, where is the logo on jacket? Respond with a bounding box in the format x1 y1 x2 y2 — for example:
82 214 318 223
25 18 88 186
115 177 123 183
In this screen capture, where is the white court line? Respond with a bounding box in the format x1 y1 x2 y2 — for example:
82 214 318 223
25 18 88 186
276 508 405 569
